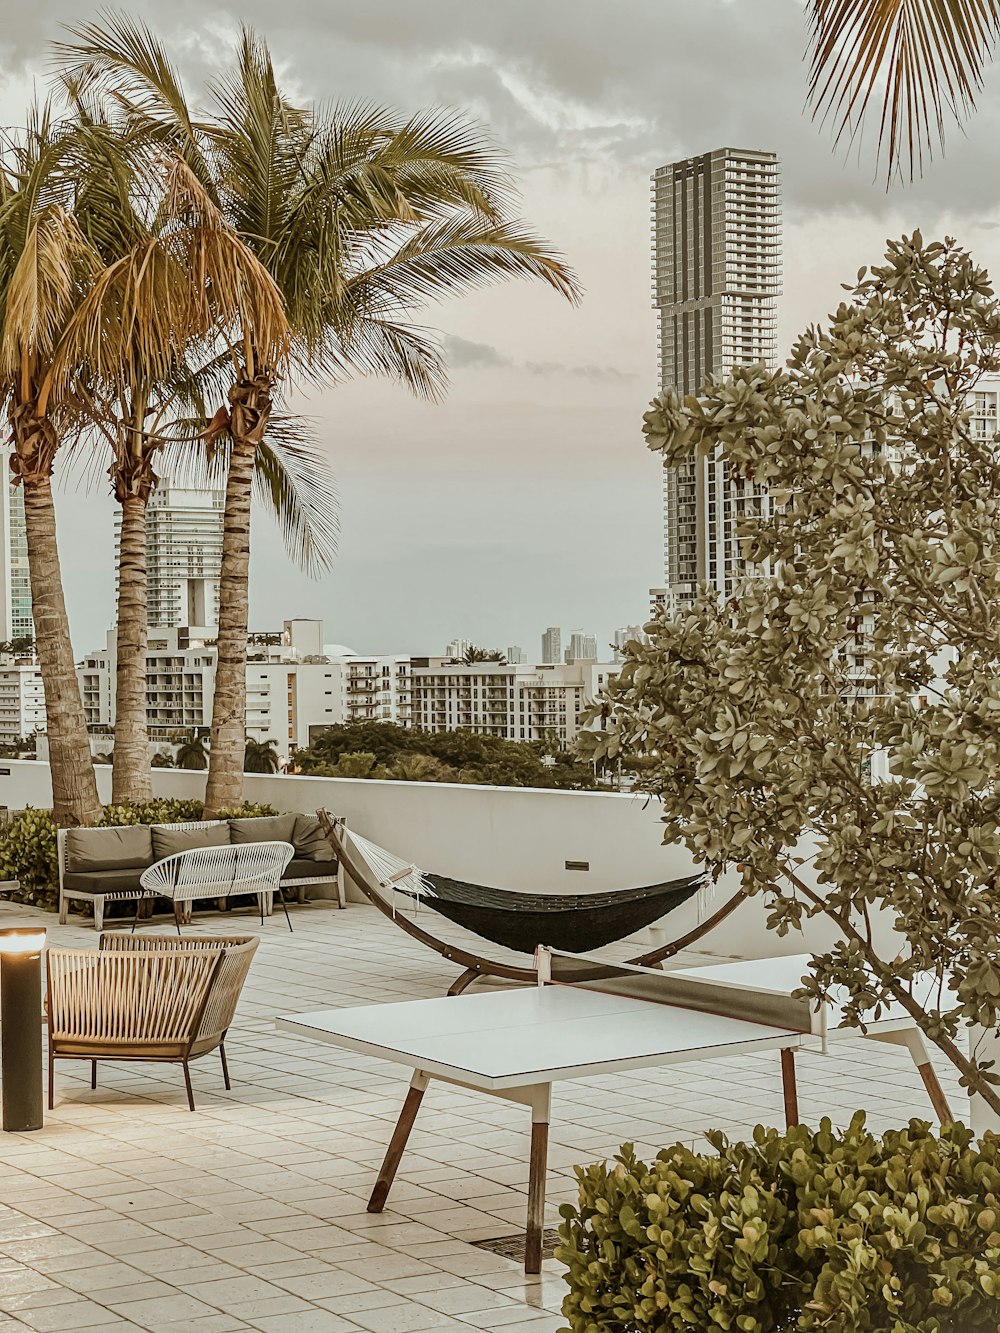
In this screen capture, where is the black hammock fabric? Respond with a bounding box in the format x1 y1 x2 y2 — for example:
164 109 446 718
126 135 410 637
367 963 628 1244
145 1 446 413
392 872 705 954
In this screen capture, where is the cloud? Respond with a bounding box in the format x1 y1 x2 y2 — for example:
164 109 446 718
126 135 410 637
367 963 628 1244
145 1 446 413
443 334 636 382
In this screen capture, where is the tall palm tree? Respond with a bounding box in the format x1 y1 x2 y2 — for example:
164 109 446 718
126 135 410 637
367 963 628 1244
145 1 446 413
244 736 280 774
62 20 580 818
806 0 1000 181
0 107 104 826
461 646 507 664
57 108 296 806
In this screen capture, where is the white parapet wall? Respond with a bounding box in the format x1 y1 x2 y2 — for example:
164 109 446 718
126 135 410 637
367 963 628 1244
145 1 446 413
0 759 898 961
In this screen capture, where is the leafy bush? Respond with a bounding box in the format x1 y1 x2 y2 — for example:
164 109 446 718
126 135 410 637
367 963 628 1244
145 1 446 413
0 808 59 909
0 799 279 913
558 1113 1000 1333
100 799 205 826
214 802 280 819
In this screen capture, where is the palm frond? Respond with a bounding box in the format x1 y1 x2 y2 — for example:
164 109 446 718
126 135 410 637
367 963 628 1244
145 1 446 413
253 419 339 575
806 0 1000 181
340 215 581 319
53 13 217 194
314 315 447 400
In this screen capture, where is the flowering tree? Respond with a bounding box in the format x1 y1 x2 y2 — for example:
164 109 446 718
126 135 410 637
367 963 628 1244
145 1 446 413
588 234 1000 1115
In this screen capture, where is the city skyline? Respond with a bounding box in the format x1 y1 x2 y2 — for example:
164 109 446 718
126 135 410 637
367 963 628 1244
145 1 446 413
5 3 1000 657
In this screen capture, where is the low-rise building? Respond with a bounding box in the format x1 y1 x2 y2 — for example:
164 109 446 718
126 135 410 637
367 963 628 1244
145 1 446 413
0 658 45 745
409 659 617 745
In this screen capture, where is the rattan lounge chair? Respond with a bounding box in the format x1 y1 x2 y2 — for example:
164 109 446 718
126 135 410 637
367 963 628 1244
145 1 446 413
46 934 259 1110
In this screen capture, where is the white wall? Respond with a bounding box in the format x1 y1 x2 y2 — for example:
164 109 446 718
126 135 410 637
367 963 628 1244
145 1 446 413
0 759 892 960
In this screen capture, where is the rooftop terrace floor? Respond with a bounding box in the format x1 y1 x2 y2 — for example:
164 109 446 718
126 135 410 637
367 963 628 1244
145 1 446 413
0 900 963 1333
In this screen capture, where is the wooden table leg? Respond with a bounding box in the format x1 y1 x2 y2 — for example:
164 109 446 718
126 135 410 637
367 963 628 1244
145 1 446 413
525 1084 552 1275
368 1072 429 1213
781 1048 799 1128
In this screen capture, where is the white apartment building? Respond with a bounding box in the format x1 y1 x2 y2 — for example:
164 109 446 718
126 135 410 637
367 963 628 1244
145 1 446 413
444 638 472 660
0 444 33 643
0 660 45 744
613 625 648 659
133 485 224 631
652 147 782 607
409 659 617 746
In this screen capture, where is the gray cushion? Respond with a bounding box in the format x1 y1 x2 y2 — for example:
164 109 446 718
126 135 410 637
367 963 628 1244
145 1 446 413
65 825 153 873
229 813 297 845
62 868 147 895
292 815 335 862
151 823 230 861
283 858 339 882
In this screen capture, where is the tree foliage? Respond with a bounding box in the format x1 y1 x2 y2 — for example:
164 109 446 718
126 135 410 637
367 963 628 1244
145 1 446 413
292 720 599 789
587 233 1000 1113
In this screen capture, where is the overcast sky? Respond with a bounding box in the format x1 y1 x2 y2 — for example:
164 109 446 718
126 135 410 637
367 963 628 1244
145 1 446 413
5 1 1000 658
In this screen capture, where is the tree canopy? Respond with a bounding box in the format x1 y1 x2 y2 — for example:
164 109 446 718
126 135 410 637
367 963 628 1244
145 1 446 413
292 721 599 790
586 233 1000 1113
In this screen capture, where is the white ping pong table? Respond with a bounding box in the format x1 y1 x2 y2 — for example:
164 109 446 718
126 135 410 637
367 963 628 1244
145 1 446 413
277 948 951 1273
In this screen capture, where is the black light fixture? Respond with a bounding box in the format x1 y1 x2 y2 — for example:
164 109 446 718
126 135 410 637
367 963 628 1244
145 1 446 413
0 928 45 1131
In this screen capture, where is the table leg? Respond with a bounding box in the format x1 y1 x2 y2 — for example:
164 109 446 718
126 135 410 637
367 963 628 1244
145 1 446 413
368 1071 429 1213
904 1030 954 1124
780 1048 799 1128
525 1084 552 1275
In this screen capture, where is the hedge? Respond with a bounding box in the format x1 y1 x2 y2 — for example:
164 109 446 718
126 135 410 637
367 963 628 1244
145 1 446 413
557 1113 1000 1332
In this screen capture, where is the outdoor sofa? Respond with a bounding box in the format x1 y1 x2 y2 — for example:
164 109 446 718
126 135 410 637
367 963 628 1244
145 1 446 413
57 813 343 929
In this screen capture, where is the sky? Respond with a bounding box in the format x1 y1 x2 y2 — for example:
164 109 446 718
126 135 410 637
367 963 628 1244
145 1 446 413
5 1 1000 659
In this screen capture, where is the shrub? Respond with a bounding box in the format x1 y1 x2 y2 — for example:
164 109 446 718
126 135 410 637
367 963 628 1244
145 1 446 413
557 1113 1000 1333
214 802 280 819
0 808 59 910
100 799 205 826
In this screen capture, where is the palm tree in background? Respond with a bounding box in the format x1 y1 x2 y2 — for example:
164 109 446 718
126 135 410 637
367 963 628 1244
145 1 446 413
244 736 280 774
806 1 1000 181
175 734 209 770
0 107 104 826
461 646 507 664
60 19 580 819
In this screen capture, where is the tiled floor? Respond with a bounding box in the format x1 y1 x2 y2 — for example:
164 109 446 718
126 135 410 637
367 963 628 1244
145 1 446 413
0 900 963 1332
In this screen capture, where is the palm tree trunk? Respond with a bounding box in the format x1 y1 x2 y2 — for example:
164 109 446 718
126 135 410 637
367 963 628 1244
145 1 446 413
112 492 153 804
203 374 272 817
14 440 102 826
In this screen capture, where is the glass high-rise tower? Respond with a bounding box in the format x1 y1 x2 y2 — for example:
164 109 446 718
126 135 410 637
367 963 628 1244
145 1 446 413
0 445 33 643
651 147 782 605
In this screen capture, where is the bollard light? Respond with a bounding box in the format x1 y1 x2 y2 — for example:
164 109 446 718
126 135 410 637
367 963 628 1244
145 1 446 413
0 928 45 1132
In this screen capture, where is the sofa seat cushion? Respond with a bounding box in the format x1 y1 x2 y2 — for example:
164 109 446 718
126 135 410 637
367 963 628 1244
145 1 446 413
291 814 335 862
65 824 153 873
62 869 148 896
151 823 230 861
283 858 339 882
229 813 297 844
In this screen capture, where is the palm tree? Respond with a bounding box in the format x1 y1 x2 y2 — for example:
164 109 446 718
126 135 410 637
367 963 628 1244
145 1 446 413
461 646 507 664
0 107 104 826
59 19 580 819
244 736 280 774
175 734 209 770
56 110 294 806
806 1 1000 181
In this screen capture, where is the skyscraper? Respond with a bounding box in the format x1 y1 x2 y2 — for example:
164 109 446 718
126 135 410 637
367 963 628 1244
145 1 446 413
541 627 561 665
506 645 526 665
652 147 782 605
564 632 598 662
129 485 224 630
0 444 32 643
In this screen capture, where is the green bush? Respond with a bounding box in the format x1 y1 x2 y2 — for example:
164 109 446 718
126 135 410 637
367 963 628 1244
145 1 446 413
557 1113 1000 1333
0 799 279 913
214 802 280 819
100 798 205 826
0 807 59 910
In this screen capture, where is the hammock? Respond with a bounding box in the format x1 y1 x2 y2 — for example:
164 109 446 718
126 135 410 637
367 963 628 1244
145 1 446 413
317 810 746 994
